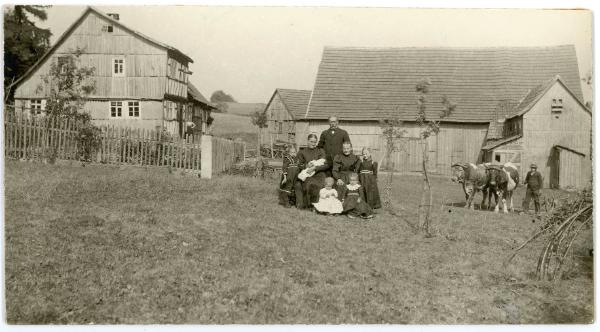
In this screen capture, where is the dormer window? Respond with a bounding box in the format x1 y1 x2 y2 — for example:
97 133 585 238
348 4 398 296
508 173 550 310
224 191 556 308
551 98 563 116
102 25 113 33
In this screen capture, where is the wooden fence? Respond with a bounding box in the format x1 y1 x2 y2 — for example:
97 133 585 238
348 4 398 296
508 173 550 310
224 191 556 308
4 108 245 177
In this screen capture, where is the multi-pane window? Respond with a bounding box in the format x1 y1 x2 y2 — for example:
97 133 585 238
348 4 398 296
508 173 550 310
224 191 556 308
113 58 124 76
128 101 140 118
102 25 113 32
58 56 71 74
30 99 46 115
110 101 123 118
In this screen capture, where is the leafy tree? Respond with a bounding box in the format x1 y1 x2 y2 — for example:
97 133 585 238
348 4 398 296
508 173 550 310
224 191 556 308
37 48 98 162
38 48 96 121
210 90 236 103
250 110 268 158
214 101 229 113
415 78 456 236
4 5 52 102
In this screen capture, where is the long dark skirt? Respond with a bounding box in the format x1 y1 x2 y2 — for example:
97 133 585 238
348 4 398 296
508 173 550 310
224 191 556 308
359 173 382 209
295 173 326 209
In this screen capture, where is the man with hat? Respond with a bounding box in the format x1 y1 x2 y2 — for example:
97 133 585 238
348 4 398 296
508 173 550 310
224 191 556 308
317 115 351 175
522 163 543 216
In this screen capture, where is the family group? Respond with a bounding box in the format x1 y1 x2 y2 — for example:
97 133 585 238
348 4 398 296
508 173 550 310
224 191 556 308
277 116 381 219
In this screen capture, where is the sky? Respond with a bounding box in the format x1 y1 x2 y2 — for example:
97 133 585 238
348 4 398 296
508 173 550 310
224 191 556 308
35 5 593 104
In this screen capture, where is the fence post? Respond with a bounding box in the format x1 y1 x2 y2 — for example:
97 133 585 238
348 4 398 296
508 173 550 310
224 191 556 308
200 135 212 179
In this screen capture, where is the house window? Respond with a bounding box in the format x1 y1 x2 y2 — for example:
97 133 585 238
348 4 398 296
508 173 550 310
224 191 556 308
278 122 283 134
495 154 501 162
110 101 123 118
57 56 71 74
113 58 125 76
102 25 113 33
551 98 563 114
30 99 46 115
128 101 140 118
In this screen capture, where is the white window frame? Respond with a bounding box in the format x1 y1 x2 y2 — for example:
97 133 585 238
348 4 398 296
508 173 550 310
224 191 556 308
127 101 140 118
113 58 125 77
102 25 113 33
30 99 46 115
110 101 123 118
110 100 142 119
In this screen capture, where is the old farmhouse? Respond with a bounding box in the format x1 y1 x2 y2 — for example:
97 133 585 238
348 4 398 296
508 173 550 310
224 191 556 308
262 88 312 145
297 46 591 188
13 6 212 137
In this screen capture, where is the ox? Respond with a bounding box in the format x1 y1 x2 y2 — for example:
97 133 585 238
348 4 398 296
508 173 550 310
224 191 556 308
451 163 495 210
486 162 520 213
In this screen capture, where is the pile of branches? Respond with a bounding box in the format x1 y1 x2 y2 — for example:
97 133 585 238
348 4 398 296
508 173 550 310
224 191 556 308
506 188 593 281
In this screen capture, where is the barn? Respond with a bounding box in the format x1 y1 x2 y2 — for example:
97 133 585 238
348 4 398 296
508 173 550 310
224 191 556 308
262 88 312 145
481 76 592 189
297 46 591 187
12 7 212 137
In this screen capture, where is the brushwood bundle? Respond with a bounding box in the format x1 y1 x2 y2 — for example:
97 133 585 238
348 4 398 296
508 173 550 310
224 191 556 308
506 188 593 281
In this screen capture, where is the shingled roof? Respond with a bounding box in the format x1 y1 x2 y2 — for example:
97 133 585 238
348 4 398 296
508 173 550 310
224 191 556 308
267 89 312 119
305 46 583 122
507 75 590 119
188 82 215 109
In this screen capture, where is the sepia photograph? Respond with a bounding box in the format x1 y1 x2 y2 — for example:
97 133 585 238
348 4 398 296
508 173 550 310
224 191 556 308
2 1 596 327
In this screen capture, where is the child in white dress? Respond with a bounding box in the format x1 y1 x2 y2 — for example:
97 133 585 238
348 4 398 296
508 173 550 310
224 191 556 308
312 177 343 215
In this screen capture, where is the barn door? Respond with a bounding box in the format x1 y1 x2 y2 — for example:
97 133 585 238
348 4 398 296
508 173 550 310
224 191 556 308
558 148 583 189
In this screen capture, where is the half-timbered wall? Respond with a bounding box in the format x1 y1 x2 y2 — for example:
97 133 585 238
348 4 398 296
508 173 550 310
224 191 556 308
166 55 189 99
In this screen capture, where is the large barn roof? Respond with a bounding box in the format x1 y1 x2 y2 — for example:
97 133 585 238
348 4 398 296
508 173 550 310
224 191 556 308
304 46 584 122
273 89 312 119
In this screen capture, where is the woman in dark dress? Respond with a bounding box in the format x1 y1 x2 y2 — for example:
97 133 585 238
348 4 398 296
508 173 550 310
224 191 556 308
279 145 300 208
357 147 382 209
332 142 360 199
294 134 329 209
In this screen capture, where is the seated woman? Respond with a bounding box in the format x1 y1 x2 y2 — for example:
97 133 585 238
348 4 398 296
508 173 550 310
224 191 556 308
332 141 360 199
294 133 329 209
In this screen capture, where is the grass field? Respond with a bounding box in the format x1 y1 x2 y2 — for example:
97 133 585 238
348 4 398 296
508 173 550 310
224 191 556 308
4 160 593 324
211 112 257 145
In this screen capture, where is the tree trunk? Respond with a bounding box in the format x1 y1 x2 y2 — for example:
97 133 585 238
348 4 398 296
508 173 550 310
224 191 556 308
419 139 432 235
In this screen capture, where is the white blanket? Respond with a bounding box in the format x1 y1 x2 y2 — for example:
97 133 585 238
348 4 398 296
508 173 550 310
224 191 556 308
298 158 326 181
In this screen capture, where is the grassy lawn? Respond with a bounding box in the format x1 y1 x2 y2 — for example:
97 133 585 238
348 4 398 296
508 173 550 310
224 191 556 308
4 160 593 324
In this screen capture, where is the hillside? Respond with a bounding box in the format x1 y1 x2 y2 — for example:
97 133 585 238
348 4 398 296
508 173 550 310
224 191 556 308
210 112 258 145
221 102 266 117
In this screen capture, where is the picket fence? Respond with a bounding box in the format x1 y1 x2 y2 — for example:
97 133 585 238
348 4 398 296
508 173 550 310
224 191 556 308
4 109 245 177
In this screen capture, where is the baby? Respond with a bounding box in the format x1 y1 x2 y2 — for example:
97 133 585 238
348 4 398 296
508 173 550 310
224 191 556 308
312 177 343 215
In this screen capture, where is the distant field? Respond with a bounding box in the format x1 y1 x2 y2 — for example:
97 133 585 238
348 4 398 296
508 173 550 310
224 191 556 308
220 102 266 117
5 160 593 324
211 112 257 145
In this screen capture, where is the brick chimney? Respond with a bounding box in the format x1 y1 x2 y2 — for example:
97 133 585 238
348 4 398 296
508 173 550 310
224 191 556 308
107 13 120 21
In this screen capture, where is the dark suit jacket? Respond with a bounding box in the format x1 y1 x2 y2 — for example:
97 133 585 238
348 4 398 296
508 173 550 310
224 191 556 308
317 127 351 165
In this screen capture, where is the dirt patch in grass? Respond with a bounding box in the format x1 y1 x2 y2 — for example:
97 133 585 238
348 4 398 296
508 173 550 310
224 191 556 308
4 160 593 324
